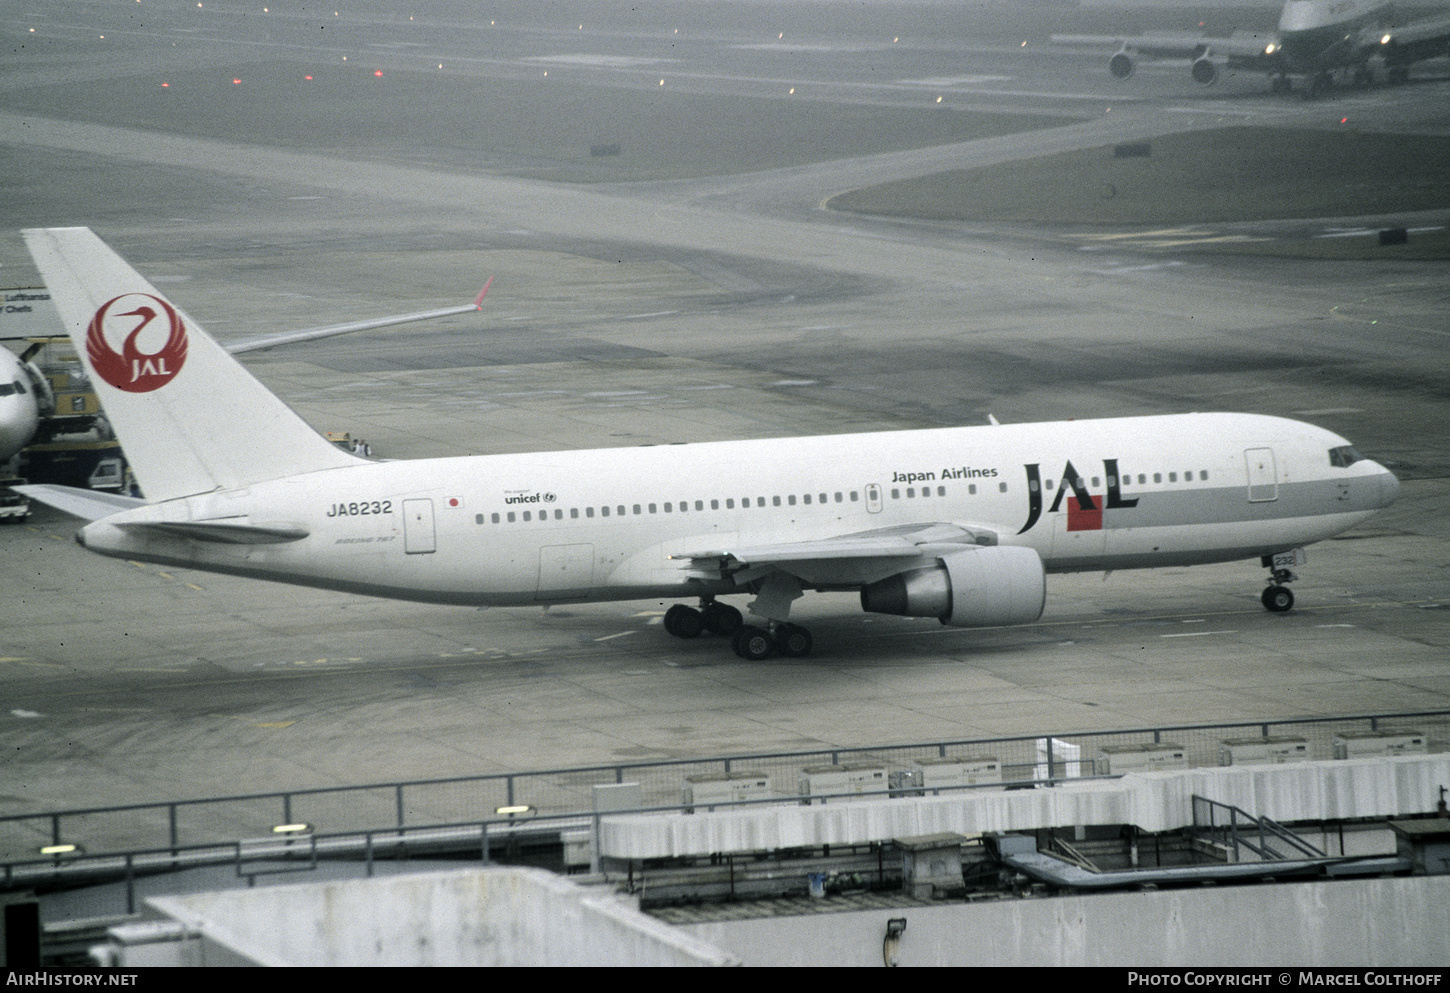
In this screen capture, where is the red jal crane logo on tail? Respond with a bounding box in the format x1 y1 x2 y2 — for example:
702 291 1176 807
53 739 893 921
87 294 189 393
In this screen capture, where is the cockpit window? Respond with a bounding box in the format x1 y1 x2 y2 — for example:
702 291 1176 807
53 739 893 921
13 380 25 394
0 382 14 397
1329 445 1363 468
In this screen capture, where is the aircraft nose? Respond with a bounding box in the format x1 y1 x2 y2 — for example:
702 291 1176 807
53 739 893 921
1379 467 1400 508
0 395 41 462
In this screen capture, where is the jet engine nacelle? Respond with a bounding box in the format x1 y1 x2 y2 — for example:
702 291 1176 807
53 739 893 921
860 546 1046 628
1109 49 1136 79
1191 57 1220 84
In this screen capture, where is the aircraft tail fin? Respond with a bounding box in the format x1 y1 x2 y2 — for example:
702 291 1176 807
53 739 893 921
22 227 362 503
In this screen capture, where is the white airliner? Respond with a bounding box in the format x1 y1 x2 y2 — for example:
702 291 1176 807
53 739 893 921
1054 0 1450 96
18 227 1399 659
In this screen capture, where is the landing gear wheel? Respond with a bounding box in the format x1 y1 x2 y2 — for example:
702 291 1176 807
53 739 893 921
664 604 704 638
774 624 813 658
732 625 776 660
702 602 743 636
1262 585 1295 612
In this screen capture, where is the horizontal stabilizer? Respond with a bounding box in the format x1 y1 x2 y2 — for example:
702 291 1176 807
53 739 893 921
14 484 144 522
114 520 309 544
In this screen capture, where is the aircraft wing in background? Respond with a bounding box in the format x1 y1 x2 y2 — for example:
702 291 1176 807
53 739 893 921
1050 29 1275 85
224 277 492 355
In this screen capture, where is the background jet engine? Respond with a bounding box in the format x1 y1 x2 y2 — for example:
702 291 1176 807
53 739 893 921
1109 49 1136 78
1191 56 1221 84
860 546 1046 628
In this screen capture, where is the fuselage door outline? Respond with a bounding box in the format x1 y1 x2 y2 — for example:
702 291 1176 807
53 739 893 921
866 483 883 513
1246 448 1278 503
402 498 436 554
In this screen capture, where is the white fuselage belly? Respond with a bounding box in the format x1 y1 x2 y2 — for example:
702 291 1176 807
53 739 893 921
78 412 1396 608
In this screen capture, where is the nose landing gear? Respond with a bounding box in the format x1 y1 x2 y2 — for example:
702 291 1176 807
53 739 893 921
1261 584 1295 612
1260 551 1302 613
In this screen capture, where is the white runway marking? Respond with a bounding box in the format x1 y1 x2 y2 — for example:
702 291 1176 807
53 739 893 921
594 630 638 642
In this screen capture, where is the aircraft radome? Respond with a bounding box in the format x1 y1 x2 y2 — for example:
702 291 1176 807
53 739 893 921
18 228 1399 660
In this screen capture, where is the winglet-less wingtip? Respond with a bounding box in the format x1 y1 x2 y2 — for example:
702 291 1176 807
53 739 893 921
474 276 494 310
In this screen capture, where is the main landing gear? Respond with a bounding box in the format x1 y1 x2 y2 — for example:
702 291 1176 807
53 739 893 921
663 599 743 639
1260 552 1299 613
662 599 814 659
731 622 812 661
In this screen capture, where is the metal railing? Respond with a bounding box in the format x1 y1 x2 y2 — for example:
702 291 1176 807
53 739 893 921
1191 794 1327 862
3 708 1445 870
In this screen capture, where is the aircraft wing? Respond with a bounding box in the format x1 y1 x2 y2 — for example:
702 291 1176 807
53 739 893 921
1051 30 1273 59
224 277 492 355
1053 29 1275 83
672 521 1001 586
1381 11 1450 48
1051 31 1213 58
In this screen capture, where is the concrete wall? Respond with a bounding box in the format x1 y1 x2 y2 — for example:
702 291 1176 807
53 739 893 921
601 755 1450 859
680 875 1450 967
139 867 737 967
